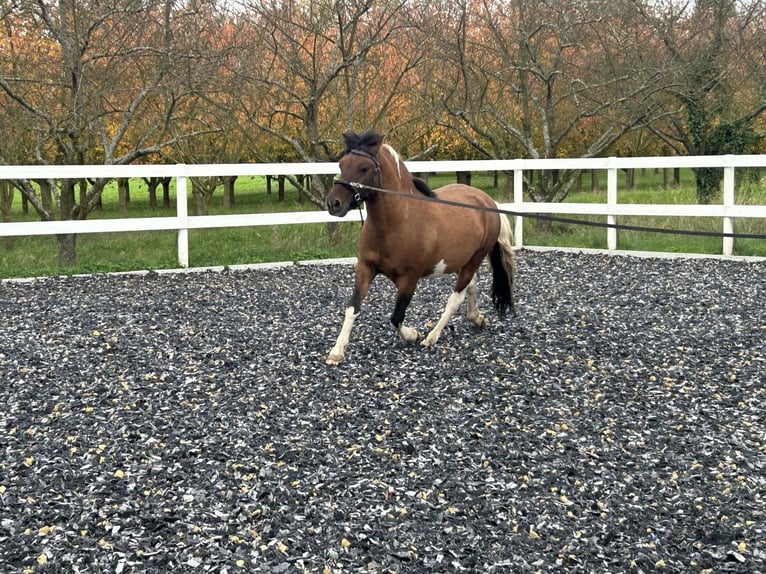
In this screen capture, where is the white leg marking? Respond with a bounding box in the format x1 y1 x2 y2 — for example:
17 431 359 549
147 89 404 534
326 306 358 365
423 288 466 347
397 324 421 342
465 275 487 328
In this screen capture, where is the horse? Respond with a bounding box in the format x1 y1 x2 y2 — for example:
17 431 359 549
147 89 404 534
324 130 516 365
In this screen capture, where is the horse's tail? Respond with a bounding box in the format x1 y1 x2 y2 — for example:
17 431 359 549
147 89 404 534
489 213 516 317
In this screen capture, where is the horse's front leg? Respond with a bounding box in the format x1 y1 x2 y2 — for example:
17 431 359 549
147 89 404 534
326 263 375 365
391 277 421 342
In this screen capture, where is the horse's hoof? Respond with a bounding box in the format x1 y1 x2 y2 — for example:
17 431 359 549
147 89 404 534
398 325 421 342
326 353 344 365
421 335 438 347
467 313 488 329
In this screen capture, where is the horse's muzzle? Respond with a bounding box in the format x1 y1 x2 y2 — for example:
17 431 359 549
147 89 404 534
327 196 349 217
326 181 360 217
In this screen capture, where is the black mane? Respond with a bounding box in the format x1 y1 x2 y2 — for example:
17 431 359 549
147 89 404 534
341 129 437 198
413 176 437 198
342 130 384 156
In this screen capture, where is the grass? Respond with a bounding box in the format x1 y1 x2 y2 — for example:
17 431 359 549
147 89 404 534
1 168 765 279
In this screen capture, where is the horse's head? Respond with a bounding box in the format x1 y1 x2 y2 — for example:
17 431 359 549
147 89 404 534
326 130 385 217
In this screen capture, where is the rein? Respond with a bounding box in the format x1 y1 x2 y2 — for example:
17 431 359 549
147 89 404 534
333 180 766 241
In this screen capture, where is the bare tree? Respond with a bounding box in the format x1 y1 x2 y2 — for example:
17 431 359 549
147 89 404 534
233 0 426 208
0 0 219 264
430 0 665 202
631 0 766 202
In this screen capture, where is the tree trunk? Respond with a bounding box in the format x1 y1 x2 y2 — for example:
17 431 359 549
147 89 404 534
624 168 635 190
278 175 285 202
37 179 53 213
56 180 79 266
56 233 77 267
695 168 721 204
591 169 600 192
456 171 471 185
61 180 76 219
161 178 171 208
192 183 205 216
1 181 13 250
223 176 237 208
146 178 159 209
79 179 88 211
118 178 130 212
502 173 513 201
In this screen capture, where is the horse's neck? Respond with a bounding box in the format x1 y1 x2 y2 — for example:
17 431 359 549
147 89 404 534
366 173 418 229
362 144 420 226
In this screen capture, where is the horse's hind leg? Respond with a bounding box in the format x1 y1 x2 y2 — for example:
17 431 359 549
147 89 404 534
422 285 467 347
465 275 488 328
423 265 482 347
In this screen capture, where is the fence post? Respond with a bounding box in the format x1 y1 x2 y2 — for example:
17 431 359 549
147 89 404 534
513 167 524 248
176 165 189 267
607 157 618 250
722 156 735 256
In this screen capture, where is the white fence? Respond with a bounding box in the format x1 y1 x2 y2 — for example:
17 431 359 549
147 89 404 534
1 155 765 266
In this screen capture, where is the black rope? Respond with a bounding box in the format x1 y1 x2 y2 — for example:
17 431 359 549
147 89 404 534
362 185 766 241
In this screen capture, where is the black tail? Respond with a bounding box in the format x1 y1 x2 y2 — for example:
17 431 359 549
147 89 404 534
489 215 516 316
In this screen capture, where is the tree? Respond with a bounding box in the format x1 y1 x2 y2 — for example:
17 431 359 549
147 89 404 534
429 0 666 202
631 0 766 202
233 0 428 209
0 0 222 264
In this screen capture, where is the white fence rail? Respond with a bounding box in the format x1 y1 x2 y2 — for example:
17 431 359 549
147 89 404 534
1 155 765 266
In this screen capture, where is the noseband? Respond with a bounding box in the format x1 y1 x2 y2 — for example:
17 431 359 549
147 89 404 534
333 148 382 208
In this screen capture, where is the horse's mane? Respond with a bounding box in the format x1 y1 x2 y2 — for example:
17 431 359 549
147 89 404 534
342 130 437 198
413 176 437 198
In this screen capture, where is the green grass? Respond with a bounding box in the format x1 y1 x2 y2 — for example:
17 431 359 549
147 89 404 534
1 168 765 279
508 170 766 257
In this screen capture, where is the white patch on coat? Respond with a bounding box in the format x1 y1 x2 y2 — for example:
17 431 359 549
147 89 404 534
382 144 402 179
425 259 448 279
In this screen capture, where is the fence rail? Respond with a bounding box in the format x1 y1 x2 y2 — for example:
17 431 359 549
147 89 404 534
1 155 765 266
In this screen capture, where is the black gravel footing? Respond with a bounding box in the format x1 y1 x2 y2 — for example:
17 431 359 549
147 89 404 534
1 251 764 573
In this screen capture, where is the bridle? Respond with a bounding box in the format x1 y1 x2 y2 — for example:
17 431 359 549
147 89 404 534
333 148 382 210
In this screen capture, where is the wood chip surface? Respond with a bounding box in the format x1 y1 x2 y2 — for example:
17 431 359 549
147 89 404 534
1 251 764 573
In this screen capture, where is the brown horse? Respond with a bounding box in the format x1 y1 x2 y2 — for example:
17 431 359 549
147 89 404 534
325 130 516 365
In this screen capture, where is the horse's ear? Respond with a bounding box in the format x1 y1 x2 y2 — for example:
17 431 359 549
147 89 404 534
344 129 385 154
367 132 386 154
342 131 358 152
